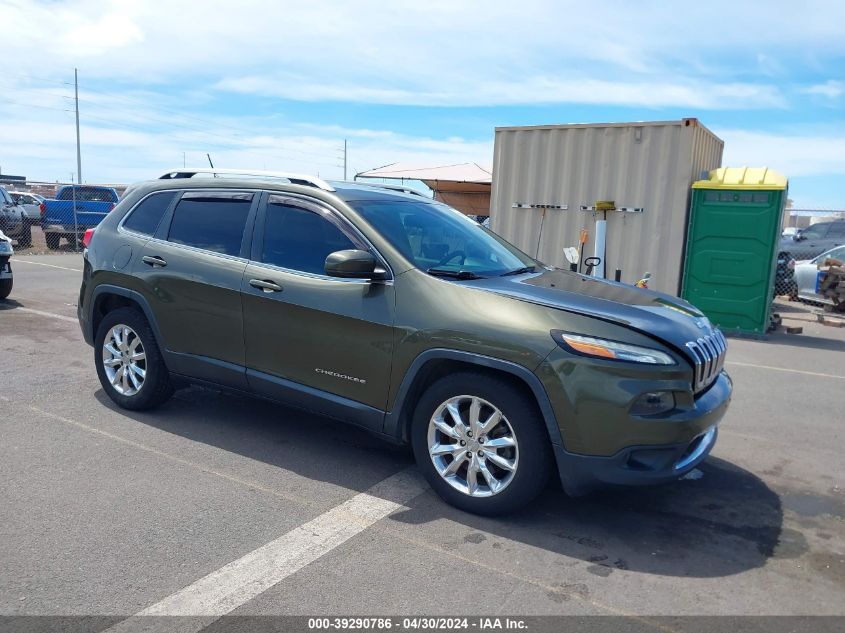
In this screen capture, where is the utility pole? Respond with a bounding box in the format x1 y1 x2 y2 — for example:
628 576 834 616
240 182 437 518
343 139 348 181
74 68 82 184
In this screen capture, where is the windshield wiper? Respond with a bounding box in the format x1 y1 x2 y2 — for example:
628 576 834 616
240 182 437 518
501 266 536 276
427 268 485 280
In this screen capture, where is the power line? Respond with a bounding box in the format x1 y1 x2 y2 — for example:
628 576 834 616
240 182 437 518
6 71 350 176
6 70 73 87
10 71 339 163
0 98 71 113
74 84 336 161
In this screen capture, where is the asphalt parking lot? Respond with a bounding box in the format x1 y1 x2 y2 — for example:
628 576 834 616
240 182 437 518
1 250 844 627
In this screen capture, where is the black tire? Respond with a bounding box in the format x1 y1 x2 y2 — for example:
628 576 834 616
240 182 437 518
45 233 61 250
94 307 173 410
16 223 32 248
0 277 11 300
411 371 552 515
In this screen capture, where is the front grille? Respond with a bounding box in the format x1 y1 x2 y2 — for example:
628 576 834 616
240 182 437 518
685 330 727 394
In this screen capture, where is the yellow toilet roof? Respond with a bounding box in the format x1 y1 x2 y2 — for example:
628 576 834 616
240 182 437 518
692 167 787 190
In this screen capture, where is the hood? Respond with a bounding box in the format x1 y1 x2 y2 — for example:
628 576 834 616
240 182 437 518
464 268 716 352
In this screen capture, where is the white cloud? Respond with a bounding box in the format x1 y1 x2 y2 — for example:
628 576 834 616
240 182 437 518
0 97 491 184
1 0 843 208
719 128 845 177
215 76 785 109
3 0 843 108
803 80 845 99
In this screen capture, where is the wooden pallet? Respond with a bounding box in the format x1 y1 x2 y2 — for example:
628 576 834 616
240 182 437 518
815 310 845 328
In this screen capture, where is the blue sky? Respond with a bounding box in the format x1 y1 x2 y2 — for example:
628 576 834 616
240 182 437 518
1 0 844 207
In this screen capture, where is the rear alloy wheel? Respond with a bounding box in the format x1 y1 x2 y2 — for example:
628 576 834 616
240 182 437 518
102 324 147 396
412 372 551 515
94 307 173 410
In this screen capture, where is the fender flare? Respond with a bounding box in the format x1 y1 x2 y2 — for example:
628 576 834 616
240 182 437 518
88 284 166 349
382 348 564 448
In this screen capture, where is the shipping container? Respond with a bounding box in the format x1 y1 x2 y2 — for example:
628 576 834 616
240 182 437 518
490 119 723 295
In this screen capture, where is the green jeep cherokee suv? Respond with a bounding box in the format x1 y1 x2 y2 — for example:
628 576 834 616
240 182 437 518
78 171 731 515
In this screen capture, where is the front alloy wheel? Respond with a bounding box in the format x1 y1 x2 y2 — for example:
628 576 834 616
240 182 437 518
428 395 519 497
412 372 552 515
102 324 146 396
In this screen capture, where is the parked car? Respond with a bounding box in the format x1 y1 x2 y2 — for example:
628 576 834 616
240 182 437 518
41 185 119 249
794 245 845 305
0 186 31 247
0 228 13 299
9 191 44 226
78 170 731 515
779 220 845 259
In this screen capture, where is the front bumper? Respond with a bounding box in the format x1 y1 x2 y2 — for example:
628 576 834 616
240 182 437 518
1 256 12 279
552 371 732 495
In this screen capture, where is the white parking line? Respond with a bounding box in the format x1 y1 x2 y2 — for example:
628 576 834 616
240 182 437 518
726 360 843 380
106 468 425 630
6 306 78 323
11 258 82 272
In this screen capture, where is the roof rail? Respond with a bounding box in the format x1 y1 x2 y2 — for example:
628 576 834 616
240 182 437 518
354 182 428 197
157 168 335 192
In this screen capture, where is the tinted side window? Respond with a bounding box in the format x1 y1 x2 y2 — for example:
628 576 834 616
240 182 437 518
123 191 176 236
827 223 845 237
168 192 253 256
801 224 828 239
262 198 356 274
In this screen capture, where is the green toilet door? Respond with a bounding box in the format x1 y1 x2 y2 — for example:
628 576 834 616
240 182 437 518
682 188 785 334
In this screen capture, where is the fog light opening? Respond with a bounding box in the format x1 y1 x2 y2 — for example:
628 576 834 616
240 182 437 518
630 391 675 416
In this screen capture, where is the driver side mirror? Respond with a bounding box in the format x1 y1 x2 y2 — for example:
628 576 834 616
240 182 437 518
325 249 387 280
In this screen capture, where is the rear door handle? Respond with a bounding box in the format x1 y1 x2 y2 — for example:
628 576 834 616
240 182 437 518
142 255 167 268
249 279 283 293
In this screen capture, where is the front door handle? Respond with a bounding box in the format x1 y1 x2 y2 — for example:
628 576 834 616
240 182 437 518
142 255 167 268
249 279 283 293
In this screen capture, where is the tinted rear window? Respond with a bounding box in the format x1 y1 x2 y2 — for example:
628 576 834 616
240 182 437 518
123 192 176 236
58 187 117 202
167 192 253 256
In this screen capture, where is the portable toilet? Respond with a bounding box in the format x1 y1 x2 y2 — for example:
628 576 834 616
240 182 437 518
682 167 788 336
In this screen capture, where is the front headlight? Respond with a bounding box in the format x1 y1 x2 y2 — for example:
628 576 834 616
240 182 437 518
552 331 675 365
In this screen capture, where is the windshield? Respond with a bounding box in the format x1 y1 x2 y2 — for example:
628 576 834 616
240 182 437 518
350 199 537 277
815 246 845 264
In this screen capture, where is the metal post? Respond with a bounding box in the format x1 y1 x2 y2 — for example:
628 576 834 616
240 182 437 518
74 69 82 184
593 212 607 278
71 175 79 253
